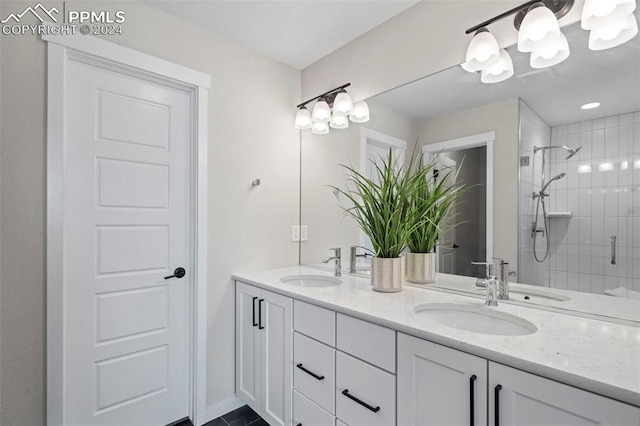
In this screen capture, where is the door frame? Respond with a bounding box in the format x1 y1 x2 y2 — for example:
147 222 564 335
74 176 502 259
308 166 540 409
44 31 211 425
360 128 407 248
422 131 495 264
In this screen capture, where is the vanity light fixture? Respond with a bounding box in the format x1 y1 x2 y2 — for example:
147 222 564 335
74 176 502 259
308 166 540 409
295 83 369 134
465 28 501 71
481 49 514 83
581 101 601 109
517 2 563 53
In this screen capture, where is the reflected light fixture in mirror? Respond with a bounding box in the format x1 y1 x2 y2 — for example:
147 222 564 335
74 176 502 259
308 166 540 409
481 49 514 83
588 13 639 50
349 101 370 123
465 27 500 71
312 97 331 123
294 82 368 135
311 121 329 135
530 32 570 68
581 0 636 29
294 106 312 130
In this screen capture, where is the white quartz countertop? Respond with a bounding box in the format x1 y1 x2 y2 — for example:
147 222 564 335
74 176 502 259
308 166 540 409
233 266 640 408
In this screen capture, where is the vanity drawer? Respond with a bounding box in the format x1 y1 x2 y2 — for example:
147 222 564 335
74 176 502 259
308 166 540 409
336 313 395 372
294 332 335 414
294 300 336 346
336 351 395 426
294 390 335 426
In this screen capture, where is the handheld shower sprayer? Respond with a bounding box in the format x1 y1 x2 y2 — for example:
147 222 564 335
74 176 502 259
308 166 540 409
541 172 566 193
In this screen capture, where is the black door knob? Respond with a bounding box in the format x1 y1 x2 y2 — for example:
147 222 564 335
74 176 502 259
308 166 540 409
164 267 186 280
453 243 460 249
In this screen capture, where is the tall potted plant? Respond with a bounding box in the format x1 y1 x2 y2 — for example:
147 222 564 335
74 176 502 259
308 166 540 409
333 149 421 292
406 156 464 284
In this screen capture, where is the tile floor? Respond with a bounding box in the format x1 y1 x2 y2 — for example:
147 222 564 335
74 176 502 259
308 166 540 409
172 405 267 426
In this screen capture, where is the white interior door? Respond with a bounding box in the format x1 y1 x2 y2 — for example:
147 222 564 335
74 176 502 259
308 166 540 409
64 58 191 425
435 156 457 274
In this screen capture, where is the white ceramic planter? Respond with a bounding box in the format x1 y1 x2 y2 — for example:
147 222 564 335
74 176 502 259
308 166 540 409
371 256 405 292
406 252 436 284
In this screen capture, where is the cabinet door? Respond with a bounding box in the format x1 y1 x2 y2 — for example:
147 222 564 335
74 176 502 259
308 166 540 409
489 362 640 425
236 282 262 414
261 289 293 426
397 333 487 426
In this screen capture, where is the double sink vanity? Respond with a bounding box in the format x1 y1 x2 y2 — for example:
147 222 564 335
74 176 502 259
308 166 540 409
234 266 640 426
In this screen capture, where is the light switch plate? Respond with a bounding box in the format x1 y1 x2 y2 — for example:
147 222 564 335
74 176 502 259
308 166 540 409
291 225 300 242
300 225 308 241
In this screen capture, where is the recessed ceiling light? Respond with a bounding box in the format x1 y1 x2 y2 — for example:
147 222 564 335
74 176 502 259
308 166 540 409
581 102 601 110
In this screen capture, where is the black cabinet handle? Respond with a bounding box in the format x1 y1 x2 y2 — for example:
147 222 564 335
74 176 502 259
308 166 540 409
341 389 380 413
164 267 186 279
296 423 302 426
469 375 477 426
252 297 258 327
296 363 325 381
258 299 265 330
494 384 502 426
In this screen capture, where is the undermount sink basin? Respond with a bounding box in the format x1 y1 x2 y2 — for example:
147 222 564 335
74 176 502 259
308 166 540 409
280 274 342 288
413 303 537 336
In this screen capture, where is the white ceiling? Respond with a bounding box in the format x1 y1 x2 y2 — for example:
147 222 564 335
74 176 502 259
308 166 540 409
373 18 640 127
143 0 420 70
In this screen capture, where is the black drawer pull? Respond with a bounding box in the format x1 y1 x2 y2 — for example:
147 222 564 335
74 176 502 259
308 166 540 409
494 384 502 426
296 424 302 426
341 389 380 413
296 363 324 381
470 374 477 426
258 299 265 330
252 297 258 327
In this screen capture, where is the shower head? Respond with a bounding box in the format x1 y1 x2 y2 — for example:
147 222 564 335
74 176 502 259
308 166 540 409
563 145 582 160
541 172 566 192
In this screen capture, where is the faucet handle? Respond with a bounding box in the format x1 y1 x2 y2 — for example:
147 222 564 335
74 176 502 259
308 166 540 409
329 247 341 256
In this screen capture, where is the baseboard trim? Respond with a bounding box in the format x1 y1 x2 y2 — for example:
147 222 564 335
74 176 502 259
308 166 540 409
201 396 245 425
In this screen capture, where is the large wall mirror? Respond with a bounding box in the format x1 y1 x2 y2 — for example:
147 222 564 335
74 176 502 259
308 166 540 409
299 20 640 321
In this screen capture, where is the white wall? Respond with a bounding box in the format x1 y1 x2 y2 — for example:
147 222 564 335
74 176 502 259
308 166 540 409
418 99 520 271
0 1 300 422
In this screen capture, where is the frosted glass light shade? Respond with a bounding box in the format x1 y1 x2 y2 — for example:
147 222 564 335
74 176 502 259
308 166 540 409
530 32 570 68
349 101 370 123
481 49 514 84
465 29 500 71
294 106 312 129
582 0 636 30
589 13 638 50
312 98 331 123
311 121 329 135
518 4 562 52
333 91 353 115
330 114 349 129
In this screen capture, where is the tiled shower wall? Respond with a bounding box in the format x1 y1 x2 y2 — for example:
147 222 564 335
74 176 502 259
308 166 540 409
547 112 640 294
518 101 551 287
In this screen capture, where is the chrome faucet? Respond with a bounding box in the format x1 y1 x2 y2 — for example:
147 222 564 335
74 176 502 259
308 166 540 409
492 258 516 300
323 247 342 276
472 261 498 306
349 246 373 273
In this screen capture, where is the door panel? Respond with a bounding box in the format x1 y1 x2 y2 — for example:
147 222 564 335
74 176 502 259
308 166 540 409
261 290 293 426
65 59 191 425
236 282 262 413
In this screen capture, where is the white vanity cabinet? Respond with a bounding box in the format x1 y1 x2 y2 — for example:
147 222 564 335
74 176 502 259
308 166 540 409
236 282 292 426
397 333 487 426
489 362 640 425
398 333 640 426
